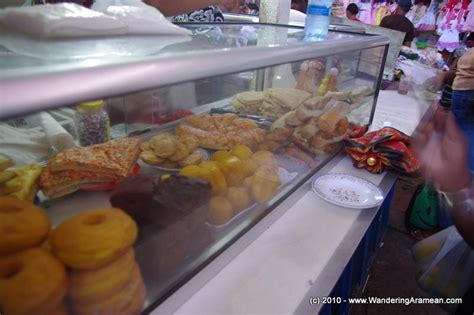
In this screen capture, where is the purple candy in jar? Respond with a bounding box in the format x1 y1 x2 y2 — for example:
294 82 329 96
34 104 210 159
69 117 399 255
74 100 110 147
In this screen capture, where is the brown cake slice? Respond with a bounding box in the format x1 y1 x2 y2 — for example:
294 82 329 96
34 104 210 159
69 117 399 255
110 174 211 229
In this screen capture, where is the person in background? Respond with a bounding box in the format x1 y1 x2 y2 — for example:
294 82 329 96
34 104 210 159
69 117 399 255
144 0 244 21
436 48 474 171
380 0 415 47
346 3 360 22
291 0 307 13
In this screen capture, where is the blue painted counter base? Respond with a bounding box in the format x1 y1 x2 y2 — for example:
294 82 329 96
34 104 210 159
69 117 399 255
320 183 395 315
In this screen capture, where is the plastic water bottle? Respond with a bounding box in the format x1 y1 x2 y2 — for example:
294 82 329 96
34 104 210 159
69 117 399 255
304 0 334 38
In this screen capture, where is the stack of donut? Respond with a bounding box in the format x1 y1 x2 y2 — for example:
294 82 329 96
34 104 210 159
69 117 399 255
51 208 145 315
0 196 68 315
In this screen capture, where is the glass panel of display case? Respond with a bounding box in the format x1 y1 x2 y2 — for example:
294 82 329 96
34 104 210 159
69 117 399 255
0 23 388 314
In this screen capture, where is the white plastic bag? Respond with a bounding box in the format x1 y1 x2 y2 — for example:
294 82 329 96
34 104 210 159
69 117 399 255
91 0 191 35
413 226 474 312
0 1 190 38
0 3 126 37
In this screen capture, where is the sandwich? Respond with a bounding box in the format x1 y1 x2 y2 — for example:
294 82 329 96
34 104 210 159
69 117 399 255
232 91 265 115
51 138 141 177
40 165 121 199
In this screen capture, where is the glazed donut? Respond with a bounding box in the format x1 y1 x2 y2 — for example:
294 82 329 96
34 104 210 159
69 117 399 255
51 208 137 269
69 248 136 302
72 263 146 315
0 247 67 315
0 196 51 255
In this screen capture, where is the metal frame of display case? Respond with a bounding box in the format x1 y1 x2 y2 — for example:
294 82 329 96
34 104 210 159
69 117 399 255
1 23 388 119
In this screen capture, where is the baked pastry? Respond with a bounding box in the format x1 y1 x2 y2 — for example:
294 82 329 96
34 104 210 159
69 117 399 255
51 208 138 269
264 88 312 111
180 134 200 152
251 165 281 204
0 158 14 171
280 144 317 168
40 165 122 199
259 88 312 119
226 186 253 214
176 125 229 150
0 171 16 184
295 104 326 122
208 196 234 225
232 91 265 115
69 249 136 303
317 101 350 134
178 150 203 167
325 91 351 101
351 86 374 98
0 183 21 196
1 163 42 201
149 133 178 159
297 59 326 94
0 248 67 315
251 150 278 169
140 150 164 166
284 111 304 126
71 264 145 315
176 113 265 150
168 141 189 162
230 145 253 160
303 95 332 110
51 138 140 177
181 112 215 131
102 138 142 176
0 196 51 255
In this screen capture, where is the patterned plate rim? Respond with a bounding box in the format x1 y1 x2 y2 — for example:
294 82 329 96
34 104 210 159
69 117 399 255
311 173 384 209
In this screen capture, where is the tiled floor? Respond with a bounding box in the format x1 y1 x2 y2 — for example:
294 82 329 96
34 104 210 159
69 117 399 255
351 178 448 315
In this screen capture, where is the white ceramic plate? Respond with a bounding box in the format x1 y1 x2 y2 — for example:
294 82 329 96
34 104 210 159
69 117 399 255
311 173 384 209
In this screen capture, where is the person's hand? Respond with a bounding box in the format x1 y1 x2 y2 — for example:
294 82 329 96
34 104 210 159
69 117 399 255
414 107 470 192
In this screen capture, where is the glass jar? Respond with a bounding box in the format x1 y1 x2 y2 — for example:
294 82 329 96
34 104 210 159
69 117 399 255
74 100 110 146
398 76 411 95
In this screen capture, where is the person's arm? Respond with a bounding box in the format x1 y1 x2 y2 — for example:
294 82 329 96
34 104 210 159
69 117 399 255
435 70 456 89
144 0 241 16
414 109 474 248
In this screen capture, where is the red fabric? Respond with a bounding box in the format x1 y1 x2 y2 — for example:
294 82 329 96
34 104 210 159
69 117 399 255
343 127 420 175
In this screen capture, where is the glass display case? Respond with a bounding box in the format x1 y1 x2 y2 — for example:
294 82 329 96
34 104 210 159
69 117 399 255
0 23 389 314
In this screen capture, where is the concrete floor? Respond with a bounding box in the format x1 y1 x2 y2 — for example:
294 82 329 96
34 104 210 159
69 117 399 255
351 178 448 315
